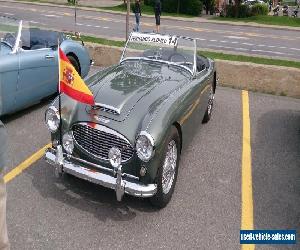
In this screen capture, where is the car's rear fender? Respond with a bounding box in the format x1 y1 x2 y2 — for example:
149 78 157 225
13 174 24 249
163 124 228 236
60 40 91 78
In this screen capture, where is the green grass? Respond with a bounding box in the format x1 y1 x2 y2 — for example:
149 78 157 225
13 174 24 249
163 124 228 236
0 24 19 33
75 35 125 48
213 15 300 27
198 50 300 69
74 35 300 69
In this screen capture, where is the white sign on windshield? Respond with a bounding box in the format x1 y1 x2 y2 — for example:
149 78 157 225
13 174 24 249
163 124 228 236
130 32 178 46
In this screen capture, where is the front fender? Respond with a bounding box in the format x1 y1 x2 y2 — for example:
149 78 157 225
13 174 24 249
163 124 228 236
137 84 190 183
139 67 215 183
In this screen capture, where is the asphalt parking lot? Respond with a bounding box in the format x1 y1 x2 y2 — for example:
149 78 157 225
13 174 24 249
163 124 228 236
2 81 300 249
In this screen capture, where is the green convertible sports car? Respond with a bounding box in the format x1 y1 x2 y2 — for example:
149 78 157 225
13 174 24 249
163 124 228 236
45 32 217 208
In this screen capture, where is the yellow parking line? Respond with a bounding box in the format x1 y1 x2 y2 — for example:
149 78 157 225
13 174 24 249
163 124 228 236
4 143 51 184
241 90 254 250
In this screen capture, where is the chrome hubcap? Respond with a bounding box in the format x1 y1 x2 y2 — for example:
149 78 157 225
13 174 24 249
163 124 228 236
162 140 177 194
207 86 214 115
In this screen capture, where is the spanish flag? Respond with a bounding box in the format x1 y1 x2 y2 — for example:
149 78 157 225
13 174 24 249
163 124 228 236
59 48 95 105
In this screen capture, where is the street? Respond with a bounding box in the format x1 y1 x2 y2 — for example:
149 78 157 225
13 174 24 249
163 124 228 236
0 0 300 61
2 84 299 249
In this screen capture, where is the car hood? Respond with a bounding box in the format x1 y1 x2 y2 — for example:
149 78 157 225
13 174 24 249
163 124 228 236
87 61 191 122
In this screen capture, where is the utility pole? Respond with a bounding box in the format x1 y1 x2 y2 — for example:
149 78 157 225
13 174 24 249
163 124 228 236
74 0 79 37
126 0 130 40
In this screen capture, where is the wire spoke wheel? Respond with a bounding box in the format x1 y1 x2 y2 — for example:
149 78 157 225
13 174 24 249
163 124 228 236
202 84 215 123
162 140 177 195
207 85 215 116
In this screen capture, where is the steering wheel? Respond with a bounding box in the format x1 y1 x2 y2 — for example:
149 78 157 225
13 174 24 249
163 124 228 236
2 33 16 48
168 52 187 64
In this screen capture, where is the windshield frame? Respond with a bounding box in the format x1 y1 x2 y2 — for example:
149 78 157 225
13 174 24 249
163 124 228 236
12 20 22 53
120 32 197 76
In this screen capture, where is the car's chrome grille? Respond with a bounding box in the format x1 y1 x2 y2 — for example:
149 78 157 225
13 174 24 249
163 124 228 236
72 123 134 162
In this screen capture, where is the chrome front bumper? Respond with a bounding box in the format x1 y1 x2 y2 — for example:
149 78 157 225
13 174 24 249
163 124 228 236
45 147 157 201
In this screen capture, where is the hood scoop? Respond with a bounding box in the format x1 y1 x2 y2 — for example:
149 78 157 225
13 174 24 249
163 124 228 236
92 103 120 115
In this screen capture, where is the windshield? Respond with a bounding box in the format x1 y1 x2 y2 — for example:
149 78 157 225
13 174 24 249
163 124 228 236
121 32 196 74
1 18 63 53
20 23 63 50
0 16 20 50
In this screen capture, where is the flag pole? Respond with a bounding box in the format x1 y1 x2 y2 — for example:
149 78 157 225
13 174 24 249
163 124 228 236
57 38 62 147
54 36 64 176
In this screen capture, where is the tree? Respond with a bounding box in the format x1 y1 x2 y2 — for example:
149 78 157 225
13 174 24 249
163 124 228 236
234 0 242 17
203 0 212 14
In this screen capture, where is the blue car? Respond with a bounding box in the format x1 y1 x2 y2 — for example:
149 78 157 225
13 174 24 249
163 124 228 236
0 18 91 116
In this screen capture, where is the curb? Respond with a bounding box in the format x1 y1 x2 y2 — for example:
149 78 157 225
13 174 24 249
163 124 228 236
2 0 300 31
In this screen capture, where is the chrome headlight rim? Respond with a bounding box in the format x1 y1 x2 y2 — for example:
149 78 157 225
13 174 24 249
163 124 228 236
45 106 60 133
136 131 155 162
62 131 74 155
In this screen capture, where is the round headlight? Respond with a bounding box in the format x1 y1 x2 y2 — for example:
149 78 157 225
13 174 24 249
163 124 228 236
62 131 74 154
45 106 60 133
136 133 154 162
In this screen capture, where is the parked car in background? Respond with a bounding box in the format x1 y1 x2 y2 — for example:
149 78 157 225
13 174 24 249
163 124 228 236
45 32 217 208
0 17 91 116
243 0 266 5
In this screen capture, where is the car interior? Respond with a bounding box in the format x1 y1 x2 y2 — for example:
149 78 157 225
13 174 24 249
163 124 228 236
21 28 62 50
142 47 209 72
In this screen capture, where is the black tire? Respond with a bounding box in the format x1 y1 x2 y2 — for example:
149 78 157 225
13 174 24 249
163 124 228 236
67 55 81 76
150 126 181 208
202 85 215 124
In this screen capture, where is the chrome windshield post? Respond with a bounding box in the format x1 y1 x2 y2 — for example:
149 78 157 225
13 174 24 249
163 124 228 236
12 20 22 54
193 39 197 76
120 32 133 64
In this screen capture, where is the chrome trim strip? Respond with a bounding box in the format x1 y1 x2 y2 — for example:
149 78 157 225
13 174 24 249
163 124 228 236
94 103 121 115
45 149 157 198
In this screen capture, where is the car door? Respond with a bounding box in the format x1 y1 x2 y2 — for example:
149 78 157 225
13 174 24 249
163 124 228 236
0 53 19 115
180 68 211 149
15 48 58 110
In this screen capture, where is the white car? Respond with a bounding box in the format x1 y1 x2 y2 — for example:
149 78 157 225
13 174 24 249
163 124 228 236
244 0 266 5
